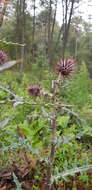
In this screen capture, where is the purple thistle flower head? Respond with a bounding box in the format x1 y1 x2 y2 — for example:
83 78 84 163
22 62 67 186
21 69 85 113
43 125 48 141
56 58 76 77
0 50 8 65
27 85 41 97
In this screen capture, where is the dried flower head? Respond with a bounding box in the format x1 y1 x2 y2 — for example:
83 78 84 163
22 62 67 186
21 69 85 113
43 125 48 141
57 58 76 77
0 50 8 65
27 85 41 97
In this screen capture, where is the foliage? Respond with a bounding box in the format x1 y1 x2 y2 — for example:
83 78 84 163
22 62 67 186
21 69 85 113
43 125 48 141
0 0 92 189
0 64 92 188
62 62 91 106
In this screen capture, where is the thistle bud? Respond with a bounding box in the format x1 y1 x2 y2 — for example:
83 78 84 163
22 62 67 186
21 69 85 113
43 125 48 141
27 85 41 97
0 50 8 65
57 58 76 77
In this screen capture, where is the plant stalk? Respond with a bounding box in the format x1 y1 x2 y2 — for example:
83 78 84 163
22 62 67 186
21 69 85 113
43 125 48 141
46 78 60 189
46 113 57 190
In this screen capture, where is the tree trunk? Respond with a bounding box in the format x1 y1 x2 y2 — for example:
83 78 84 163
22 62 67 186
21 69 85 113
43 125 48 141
54 0 75 60
32 0 36 43
20 0 26 72
51 0 58 42
62 0 75 59
48 0 58 65
47 0 52 63
16 0 26 72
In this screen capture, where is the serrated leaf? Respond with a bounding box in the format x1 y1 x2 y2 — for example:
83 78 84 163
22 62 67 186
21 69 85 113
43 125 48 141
53 165 92 181
13 101 24 107
57 116 70 128
0 118 12 129
13 173 22 190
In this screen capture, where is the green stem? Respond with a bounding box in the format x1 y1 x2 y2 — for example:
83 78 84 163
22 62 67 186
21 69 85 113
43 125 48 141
46 78 59 189
47 115 57 189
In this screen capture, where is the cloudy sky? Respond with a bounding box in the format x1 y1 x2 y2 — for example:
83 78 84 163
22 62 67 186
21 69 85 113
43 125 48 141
56 0 92 25
27 0 92 25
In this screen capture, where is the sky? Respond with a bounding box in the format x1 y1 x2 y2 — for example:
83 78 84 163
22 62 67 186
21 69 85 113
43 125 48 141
6 0 92 26
56 0 92 25
26 0 92 26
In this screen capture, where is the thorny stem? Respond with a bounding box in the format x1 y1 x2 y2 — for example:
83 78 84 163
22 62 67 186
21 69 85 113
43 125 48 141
47 112 57 190
50 115 57 163
46 75 61 189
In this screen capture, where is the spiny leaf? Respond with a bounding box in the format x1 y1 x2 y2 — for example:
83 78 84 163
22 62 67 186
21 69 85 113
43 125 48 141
0 118 12 129
53 165 92 181
13 173 22 190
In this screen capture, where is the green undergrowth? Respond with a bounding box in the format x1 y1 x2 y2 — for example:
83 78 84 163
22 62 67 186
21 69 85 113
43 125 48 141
0 64 92 187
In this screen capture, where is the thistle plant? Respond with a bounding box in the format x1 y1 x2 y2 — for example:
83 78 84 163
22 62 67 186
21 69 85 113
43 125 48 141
57 58 76 77
27 85 41 97
1 57 92 189
0 50 8 65
27 58 76 189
